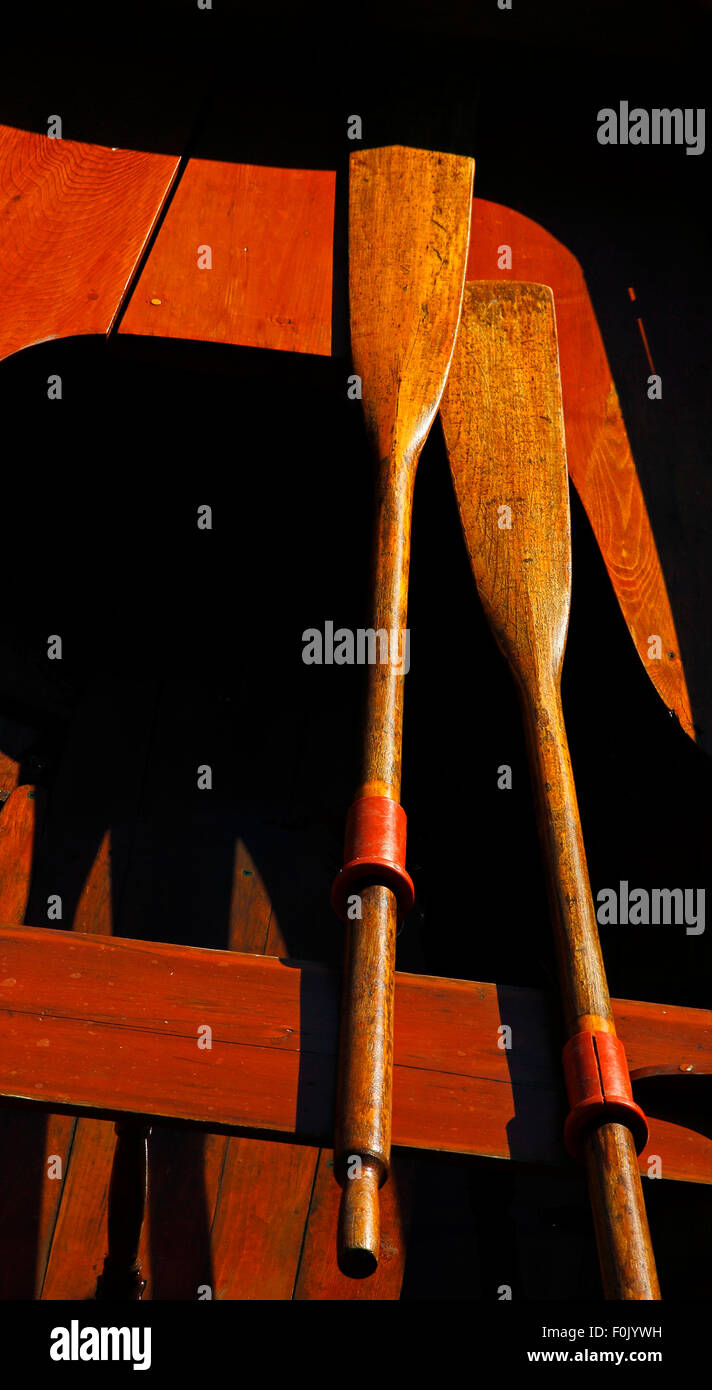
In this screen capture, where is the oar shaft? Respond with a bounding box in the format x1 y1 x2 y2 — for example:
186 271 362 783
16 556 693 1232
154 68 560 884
336 463 413 1274
521 679 660 1298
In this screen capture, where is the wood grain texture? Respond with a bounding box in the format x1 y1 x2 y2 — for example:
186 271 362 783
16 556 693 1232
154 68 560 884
0 928 708 1184
0 786 43 926
40 1118 117 1300
337 145 474 1272
0 753 21 801
77 168 691 740
467 198 694 741
0 781 61 1300
223 825 410 1297
0 125 179 362
116 172 688 747
210 1139 318 1300
110 679 325 1301
119 160 335 356
441 283 659 1297
35 682 158 1300
293 1150 412 1300
209 813 322 1301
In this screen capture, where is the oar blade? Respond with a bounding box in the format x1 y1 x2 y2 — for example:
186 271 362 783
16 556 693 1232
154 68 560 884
469 199 696 745
441 280 571 686
349 145 474 464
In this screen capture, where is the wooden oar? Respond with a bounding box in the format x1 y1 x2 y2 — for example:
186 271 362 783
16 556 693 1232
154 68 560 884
331 145 474 1275
440 281 660 1299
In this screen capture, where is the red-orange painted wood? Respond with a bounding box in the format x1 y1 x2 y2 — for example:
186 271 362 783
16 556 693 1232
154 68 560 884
0 1109 74 1299
35 683 158 1300
213 837 410 1299
144 1130 225 1301
44 1124 227 1301
1 928 708 1185
40 1118 116 1300
119 160 335 357
466 199 693 741
208 837 325 1301
0 786 43 927
108 682 324 1299
0 753 21 801
0 780 60 1299
0 126 180 363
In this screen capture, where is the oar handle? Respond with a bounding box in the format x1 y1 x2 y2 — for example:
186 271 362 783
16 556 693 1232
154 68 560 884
520 678 660 1298
334 883 396 1276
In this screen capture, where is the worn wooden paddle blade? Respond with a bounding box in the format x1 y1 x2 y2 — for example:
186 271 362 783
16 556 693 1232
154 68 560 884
441 280 571 690
442 282 660 1299
469 200 696 745
349 145 475 467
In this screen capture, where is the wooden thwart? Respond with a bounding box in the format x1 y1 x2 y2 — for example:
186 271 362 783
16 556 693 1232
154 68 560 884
0 125 179 363
119 160 336 357
0 926 709 1184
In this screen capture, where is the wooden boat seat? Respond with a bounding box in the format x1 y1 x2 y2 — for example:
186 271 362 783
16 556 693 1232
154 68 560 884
1 923 711 1182
1 906 711 1299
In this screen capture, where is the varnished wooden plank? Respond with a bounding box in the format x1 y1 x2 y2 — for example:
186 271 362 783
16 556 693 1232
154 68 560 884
45 1126 229 1301
0 1110 72 1300
0 777 60 1299
40 1118 115 1300
293 1150 412 1300
119 160 335 357
210 1139 318 1300
228 838 281 955
112 680 319 1299
0 126 180 363
141 1129 225 1300
0 753 21 801
209 824 323 1300
467 198 693 741
35 682 158 1299
42 1123 225 1302
1 928 708 1184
